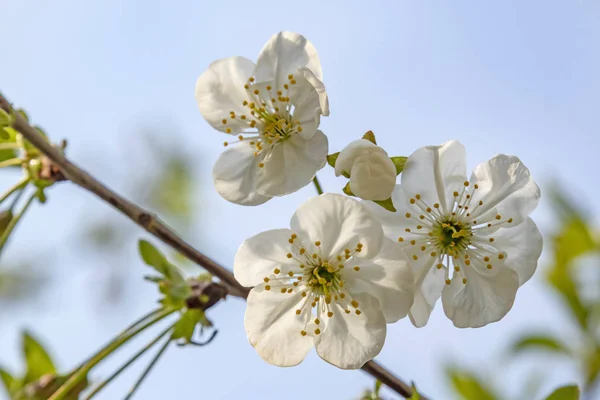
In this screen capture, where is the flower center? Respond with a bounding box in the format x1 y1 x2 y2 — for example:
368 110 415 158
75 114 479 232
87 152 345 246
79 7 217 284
259 233 366 337
432 219 472 257
397 183 513 286
221 75 305 162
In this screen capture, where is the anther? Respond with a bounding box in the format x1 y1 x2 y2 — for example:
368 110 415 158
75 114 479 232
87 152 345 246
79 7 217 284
351 300 359 308
280 288 286 293
265 285 271 291
225 128 232 133
295 309 301 315
314 328 321 335
300 330 307 336
355 310 362 315
436 263 443 269
263 277 270 283
274 268 281 274
462 278 467 284
487 264 493 269
354 266 360 271
288 271 294 277
398 237 404 242
445 279 451 285
286 253 293 258
223 142 228 147
315 241 321 246
410 240 416 245
415 194 421 200
405 213 411 218
454 266 460 272
489 238 494 243
498 254 505 260
453 191 459 197
412 255 419 260
434 203 440 208
464 181 469 187
327 311 333 318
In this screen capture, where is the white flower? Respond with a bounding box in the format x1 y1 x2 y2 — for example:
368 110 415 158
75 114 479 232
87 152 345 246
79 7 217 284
365 140 542 328
195 32 330 205
234 194 414 369
335 139 397 201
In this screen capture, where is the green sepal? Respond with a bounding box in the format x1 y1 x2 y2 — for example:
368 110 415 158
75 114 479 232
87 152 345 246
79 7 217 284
545 385 580 400
390 156 408 175
342 182 354 197
362 130 377 144
373 197 396 212
326 152 349 177
0 109 11 127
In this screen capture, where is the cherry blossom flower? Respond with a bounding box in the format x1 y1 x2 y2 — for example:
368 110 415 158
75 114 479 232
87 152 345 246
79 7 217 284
234 194 414 369
365 140 542 328
195 32 329 205
335 139 397 201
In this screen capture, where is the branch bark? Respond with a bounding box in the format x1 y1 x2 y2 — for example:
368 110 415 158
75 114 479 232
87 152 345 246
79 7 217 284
0 93 428 400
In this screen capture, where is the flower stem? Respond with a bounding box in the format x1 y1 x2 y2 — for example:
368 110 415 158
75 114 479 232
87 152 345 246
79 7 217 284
0 191 36 252
0 177 29 205
48 308 176 400
312 176 324 195
123 336 172 400
0 158 23 168
82 323 176 400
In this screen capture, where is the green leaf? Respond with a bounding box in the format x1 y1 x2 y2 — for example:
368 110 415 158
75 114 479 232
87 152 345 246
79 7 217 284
326 152 339 168
22 331 56 384
546 217 595 328
138 240 184 284
0 368 19 396
374 198 396 212
390 156 408 175
545 385 580 400
511 335 570 355
171 309 203 343
362 130 377 144
447 369 498 400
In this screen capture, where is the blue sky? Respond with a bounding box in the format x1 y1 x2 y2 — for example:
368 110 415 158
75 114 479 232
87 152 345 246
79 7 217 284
1 1 599 399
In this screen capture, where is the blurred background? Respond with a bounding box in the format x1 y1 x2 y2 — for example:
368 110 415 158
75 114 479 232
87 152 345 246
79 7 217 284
0 1 599 399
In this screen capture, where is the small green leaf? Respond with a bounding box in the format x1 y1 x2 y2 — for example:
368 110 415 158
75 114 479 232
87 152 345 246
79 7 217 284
342 182 355 197
326 152 339 168
22 331 56 384
512 335 570 355
390 156 408 175
374 198 396 212
139 240 167 272
0 109 11 126
171 309 203 343
545 385 580 400
0 368 18 396
447 368 497 400
362 130 377 144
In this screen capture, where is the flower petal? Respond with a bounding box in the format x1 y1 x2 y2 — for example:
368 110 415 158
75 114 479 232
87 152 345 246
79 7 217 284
408 257 446 327
363 185 413 238
470 154 540 225
291 194 384 259
195 56 255 134
478 218 543 286
289 76 324 140
344 239 414 323
314 293 386 369
212 142 270 206
401 140 467 214
442 262 520 328
234 228 300 287
254 32 323 94
255 130 328 197
299 66 329 116
350 152 397 201
245 287 313 367
335 139 377 177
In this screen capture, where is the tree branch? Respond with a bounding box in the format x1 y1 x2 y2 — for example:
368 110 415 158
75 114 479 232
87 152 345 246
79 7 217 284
0 93 428 400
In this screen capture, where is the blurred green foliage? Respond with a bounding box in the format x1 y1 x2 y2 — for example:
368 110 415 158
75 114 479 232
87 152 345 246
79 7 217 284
0 332 86 399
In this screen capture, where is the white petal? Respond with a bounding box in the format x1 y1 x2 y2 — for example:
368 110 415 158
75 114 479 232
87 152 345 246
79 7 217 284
212 142 270 206
234 229 299 287
408 258 446 327
344 239 414 323
288 76 323 140
195 57 255 134
290 194 384 259
442 262 520 328
255 130 328 197
401 140 467 214
254 32 323 94
478 218 543 286
470 154 540 225
363 185 413 239
299 66 329 116
314 293 386 369
245 287 313 367
334 139 375 176
350 151 397 201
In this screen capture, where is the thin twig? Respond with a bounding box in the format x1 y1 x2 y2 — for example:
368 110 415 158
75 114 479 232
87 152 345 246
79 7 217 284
123 337 172 400
0 93 427 400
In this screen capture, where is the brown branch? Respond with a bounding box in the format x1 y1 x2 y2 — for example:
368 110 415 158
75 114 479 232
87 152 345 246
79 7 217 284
0 93 428 400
